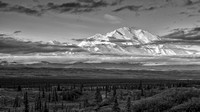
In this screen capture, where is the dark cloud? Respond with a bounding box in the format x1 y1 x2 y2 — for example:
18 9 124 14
179 11 189 15
0 1 8 8
46 0 119 13
13 31 22 34
0 1 42 16
0 0 124 15
161 27 200 43
143 7 156 11
150 39 200 45
77 0 124 6
188 14 200 17
0 35 84 54
141 5 165 12
72 38 85 42
32 0 39 3
7 5 42 16
76 0 94 3
185 0 193 6
166 0 200 6
111 0 124 6
72 36 133 44
179 9 200 17
108 39 133 43
0 33 7 36
113 5 142 12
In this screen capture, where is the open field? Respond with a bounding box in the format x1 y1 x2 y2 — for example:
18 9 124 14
0 67 200 80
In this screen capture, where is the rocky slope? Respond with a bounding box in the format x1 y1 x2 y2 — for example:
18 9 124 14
78 27 199 56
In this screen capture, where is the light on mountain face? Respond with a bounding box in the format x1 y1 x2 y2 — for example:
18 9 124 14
78 27 200 56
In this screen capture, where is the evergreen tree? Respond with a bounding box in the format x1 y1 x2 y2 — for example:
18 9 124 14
52 87 58 102
112 97 120 112
95 87 102 104
24 92 29 112
48 93 51 102
138 80 142 90
113 86 117 98
61 101 64 110
30 106 34 112
105 85 108 98
83 99 89 108
141 88 144 96
126 96 131 112
80 84 83 93
138 81 144 96
13 95 20 107
44 102 49 112
42 88 45 98
120 90 123 100
57 84 61 91
17 85 22 91
35 92 42 111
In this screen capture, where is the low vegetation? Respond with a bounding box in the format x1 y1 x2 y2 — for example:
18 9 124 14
0 78 200 112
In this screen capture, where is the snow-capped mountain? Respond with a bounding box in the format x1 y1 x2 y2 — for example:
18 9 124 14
78 27 199 56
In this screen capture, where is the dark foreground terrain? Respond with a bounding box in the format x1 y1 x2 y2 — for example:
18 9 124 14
1 67 200 112
1 77 200 112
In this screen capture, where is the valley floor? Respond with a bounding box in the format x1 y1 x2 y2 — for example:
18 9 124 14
0 67 200 80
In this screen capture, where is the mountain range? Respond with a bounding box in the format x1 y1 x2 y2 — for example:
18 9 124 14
1 26 200 56
78 27 200 56
1 26 200 68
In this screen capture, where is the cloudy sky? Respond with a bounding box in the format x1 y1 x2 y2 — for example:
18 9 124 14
0 0 200 42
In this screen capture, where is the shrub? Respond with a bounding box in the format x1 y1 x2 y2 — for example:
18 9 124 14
132 88 200 112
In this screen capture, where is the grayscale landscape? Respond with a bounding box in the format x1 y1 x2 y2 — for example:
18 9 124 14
1 0 200 112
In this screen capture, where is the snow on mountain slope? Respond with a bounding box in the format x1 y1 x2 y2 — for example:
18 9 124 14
78 27 199 56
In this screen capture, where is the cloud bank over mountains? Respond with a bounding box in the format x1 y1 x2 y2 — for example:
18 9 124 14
0 34 86 55
0 0 200 16
1 26 200 56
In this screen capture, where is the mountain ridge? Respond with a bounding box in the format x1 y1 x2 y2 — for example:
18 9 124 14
1 26 200 56
78 27 199 56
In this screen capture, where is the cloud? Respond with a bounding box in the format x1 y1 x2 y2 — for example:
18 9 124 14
165 0 200 6
113 5 142 12
0 0 42 16
104 14 122 24
72 38 85 42
110 0 124 6
13 31 22 34
143 7 157 11
46 0 121 14
0 33 7 36
0 0 124 16
142 5 164 11
32 0 39 3
0 1 8 8
46 2 93 13
8 5 42 16
46 0 125 14
77 0 124 6
161 27 200 44
0 34 85 54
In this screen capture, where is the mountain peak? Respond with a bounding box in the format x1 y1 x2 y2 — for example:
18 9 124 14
104 26 160 44
78 26 161 47
78 26 200 56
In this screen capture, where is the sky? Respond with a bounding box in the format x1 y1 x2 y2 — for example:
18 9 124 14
0 0 200 42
